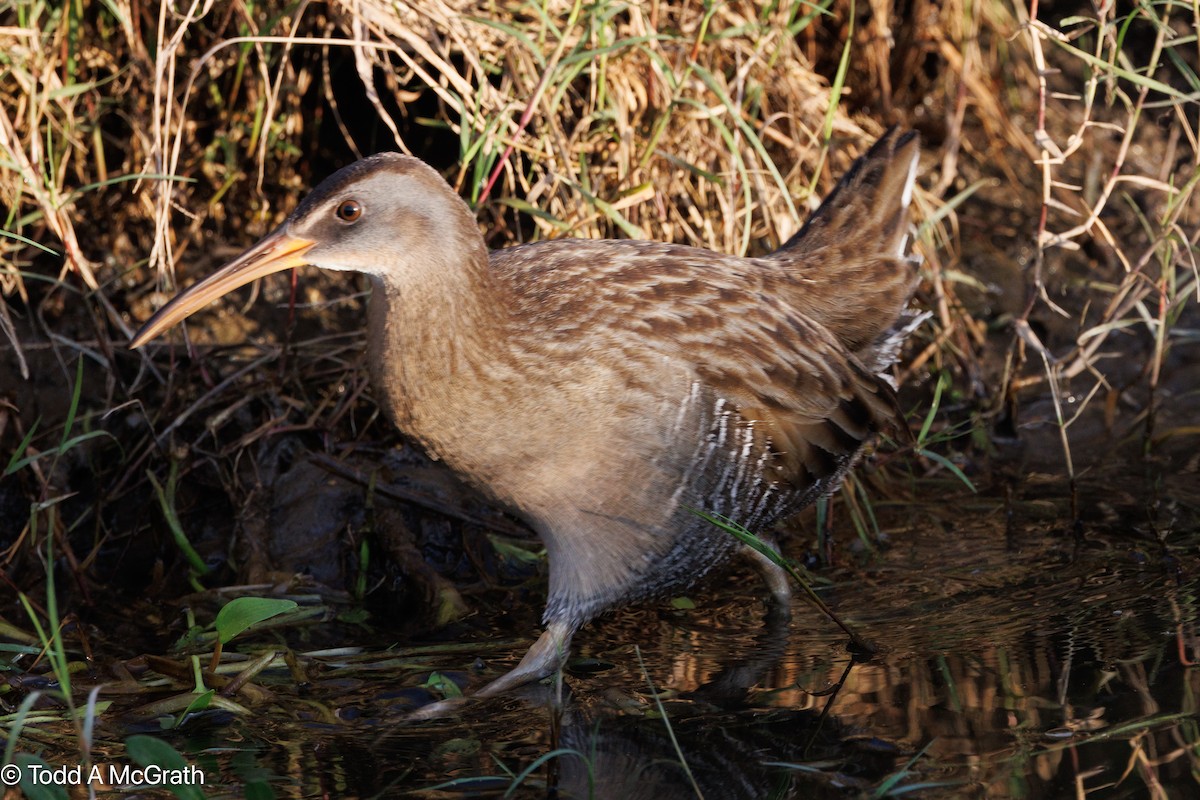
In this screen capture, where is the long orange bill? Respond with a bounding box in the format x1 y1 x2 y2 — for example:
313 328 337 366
130 230 316 349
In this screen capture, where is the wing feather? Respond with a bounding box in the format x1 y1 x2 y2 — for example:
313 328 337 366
489 228 907 495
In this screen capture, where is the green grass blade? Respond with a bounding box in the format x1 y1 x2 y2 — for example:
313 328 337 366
147 468 209 576
916 448 977 492
58 358 84 451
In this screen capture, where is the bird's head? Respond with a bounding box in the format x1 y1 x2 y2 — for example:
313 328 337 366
130 153 480 348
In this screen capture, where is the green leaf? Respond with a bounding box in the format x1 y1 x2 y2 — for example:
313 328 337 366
59 358 84 451
494 197 571 231
214 597 299 644
487 534 544 564
1047 35 1198 101
12 754 69 800
244 781 277 800
917 372 948 445
0 228 60 256
422 671 463 699
179 689 215 722
124 735 207 800
3 417 40 476
147 467 209 576
916 448 977 492
45 80 97 101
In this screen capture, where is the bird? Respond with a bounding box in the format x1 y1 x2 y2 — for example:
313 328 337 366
131 128 922 706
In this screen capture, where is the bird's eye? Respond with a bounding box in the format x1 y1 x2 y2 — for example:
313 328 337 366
335 199 362 222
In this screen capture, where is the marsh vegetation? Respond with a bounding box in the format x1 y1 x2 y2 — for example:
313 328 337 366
2 0 1198 796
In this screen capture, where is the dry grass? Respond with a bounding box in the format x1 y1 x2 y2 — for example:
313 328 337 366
1 0 1199 790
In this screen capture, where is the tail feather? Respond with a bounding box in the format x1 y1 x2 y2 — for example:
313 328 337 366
777 127 920 260
769 128 922 362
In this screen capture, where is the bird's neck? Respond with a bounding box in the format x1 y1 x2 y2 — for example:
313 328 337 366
365 246 511 442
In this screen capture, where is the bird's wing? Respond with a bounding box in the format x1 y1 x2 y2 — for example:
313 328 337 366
491 239 905 489
631 281 903 489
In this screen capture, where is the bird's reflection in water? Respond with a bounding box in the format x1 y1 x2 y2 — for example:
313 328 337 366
379 598 884 799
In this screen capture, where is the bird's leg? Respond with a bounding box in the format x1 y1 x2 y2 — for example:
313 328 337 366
742 534 792 611
402 619 577 721
474 618 577 697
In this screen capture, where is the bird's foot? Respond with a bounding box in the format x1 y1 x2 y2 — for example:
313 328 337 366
475 620 574 697
401 620 576 721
